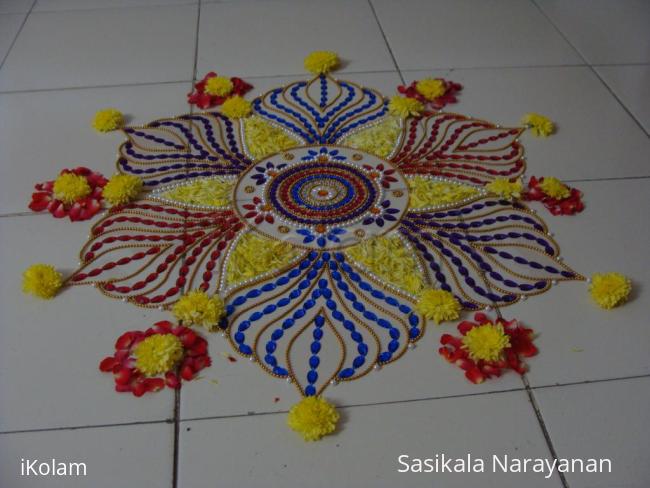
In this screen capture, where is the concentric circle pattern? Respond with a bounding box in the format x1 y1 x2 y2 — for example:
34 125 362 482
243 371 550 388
234 146 409 249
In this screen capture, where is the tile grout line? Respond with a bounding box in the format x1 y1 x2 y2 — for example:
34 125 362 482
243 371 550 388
521 375 570 488
367 0 405 85
172 4 202 486
0 0 37 70
2 373 647 435
529 0 649 138
0 419 173 436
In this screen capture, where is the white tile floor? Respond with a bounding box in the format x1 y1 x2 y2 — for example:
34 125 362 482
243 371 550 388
0 1 648 487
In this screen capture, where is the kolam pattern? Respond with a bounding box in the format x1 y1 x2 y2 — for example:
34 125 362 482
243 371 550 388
66 73 583 398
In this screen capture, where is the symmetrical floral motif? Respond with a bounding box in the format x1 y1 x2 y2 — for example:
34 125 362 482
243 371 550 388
68 72 583 398
29 167 107 221
439 312 538 383
99 320 211 396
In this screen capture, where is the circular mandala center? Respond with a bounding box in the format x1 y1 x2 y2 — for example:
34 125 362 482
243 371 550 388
234 146 409 250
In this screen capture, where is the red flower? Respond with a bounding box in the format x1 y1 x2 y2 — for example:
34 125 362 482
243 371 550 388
439 312 538 384
99 320 211 397
242 196 275 224
524 176 584 216
187 72 253 110
398 79 463 111
29 167 107 222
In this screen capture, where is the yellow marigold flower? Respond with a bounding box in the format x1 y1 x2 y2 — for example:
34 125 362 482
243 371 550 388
388 96 424 119
102 174 143 206
485 178 523 200
462 322 511 362
220 96 252 119
416 289 461 324
304 50 339 75
415 78 446 101
589 272 632 309
22 264 63 299
204 76 234 97
522 112 554 137
172 290 225 331
92 108 124 133
53 173 91 204
539 176 570 199
133 333 184 376
287 396 339 441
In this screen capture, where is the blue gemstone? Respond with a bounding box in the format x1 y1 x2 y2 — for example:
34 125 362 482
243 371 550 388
239 344 253 355
409 328 421 338
378 352 392 362
351 331 363 343
264 354 277 366
309 355 320 368
271 329 284 340
311 342 321 354
273 366 288 376
234 332 245 344
305 385 316 396
307 370 318 384
338 368 354 379
266 341 277 353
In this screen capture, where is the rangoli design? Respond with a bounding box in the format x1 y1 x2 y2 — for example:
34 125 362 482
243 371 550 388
23 52 631 441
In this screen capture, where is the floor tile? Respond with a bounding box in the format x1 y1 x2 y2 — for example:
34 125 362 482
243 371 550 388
0 82 191 215
179 391 562 488
0 215 175 432
403 66 650 180
34 0 195 11
534 377 650 488
372 0 581 70
595 65 650 134
0 13 25 62
495 179 650 387
0 423 173 487
537 0 650 64
0 0 32 14
196 0 395 78
0 5 197 91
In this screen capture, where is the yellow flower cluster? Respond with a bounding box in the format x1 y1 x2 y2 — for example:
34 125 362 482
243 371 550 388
53 173 91 204
22 264 63 299
204 76 234 97
415 78 446 101
461 323 511 362
172 290 225 331
92 108 124 133
416 289 461 324
539 176 570 199
226 233 302 286
303 51 339 75
388 96 424 118
589 272 632 309
346 236 425 295
287 396 339 441
243 115 299 160
133 333 184 376
485 178 523 200
163 178 234 207
408 177 480 208
103 174 143 206
522 113 554 137
220 96 252 119
340 116 402 158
